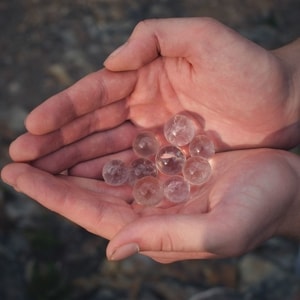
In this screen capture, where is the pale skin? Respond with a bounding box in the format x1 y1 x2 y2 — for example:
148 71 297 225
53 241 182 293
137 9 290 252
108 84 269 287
1 18 300 263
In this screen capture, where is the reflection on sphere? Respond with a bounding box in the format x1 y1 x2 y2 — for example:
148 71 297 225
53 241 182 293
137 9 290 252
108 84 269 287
155 145 186 175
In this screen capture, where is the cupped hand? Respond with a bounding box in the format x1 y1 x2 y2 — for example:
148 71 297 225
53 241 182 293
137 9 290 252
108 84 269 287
2 148 299 263
9 18 299 170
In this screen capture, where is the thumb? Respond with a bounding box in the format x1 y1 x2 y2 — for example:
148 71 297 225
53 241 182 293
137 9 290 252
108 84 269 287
104 17 223 71
106 214 220 262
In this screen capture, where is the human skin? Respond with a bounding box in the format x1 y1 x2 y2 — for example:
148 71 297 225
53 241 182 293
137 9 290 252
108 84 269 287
1 18 300 262
2 148 300 263
8 18 300 168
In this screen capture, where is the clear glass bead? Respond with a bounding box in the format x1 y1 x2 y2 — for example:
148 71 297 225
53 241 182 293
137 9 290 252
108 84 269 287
155 145 186 175
128 158 157 185
132 131 159 157
102 160 129 186
133 176 163 206
183 157 212 185
163 114 195 146
163 175 190 203
189 135 215 158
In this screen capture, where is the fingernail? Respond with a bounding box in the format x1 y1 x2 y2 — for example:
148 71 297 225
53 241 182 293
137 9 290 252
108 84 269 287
109 243 139 261
105 42 128 60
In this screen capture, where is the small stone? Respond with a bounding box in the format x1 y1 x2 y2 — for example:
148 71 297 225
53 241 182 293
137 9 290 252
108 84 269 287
155 145 186 175
133 131 159 157
238 254 286 290
189 135 215 159
133 176 163 206
164 114 195 146
102 160 129 186
128 158 157 185
163 176 190 203
183 157 212 185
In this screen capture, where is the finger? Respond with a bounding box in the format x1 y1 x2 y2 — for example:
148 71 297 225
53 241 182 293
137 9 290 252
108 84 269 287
30 122 137 173
140 250 217 264
58 175 133 202
10 99 130 162
10 107 135 162
68 149 135 179
106 214 218 261
25 69 137 135
1 163 135 239
104 17 228 71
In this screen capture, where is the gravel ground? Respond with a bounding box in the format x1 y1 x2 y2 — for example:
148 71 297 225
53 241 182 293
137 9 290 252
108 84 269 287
1 1 300 300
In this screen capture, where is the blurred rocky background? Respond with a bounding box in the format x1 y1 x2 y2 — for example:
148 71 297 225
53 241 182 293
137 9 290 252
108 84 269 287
1 1 300 299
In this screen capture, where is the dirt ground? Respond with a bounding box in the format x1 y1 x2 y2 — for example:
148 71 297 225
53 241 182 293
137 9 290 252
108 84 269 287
1 1 300 299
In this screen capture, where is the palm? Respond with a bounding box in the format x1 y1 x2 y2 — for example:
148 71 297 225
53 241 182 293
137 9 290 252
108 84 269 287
127 42 288 151
106 148 293 262
2 149 294 263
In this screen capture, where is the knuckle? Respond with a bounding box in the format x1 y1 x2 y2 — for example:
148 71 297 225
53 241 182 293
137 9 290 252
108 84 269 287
134 19 155 33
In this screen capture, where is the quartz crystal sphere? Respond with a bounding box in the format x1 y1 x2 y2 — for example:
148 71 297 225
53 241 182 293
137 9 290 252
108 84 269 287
163 114 195 146
155 145 186 175
163 175 190 203
183 157 212 185
102 160 129 186
189 135 215 158
101 113 215 206
128 158 157 185
133 131 159 157
133 176 164 206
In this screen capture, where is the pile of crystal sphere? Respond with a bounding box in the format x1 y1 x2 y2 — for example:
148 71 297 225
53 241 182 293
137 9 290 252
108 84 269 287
102 114 215 206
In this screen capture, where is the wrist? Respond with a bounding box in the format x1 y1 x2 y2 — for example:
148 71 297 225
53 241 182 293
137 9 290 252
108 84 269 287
276 151 300 239
272 39 300 146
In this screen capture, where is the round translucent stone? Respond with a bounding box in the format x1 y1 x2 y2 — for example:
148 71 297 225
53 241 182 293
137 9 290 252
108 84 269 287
133 176 163 206
163 114 195 146
163 176 190 203
183 157 212 185
133 131 159 157
189 135 215 158
102 160 129 186
128 158 157 185
155 145 186 175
